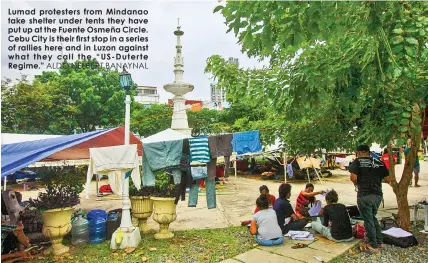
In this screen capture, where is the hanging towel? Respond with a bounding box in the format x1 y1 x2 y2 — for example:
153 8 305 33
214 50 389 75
287 164 294 178
86 144 141 199
189 136 210 164
190 166 208 180
232 130 262 155
224 156 230 177
208 134 233 158
207 158 217 180
141 140 183 186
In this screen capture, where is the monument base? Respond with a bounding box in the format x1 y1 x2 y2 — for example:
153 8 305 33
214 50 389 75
110 227 141 249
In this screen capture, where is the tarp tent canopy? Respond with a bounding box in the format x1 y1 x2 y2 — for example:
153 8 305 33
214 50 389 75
1 126 142 177
141 128 192 144
1 133 63 144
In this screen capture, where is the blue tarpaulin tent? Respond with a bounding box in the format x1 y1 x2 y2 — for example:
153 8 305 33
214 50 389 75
1 129 111 177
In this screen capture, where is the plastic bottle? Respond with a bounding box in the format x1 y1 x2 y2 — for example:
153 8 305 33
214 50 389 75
71 215 89 246
87 209 107 244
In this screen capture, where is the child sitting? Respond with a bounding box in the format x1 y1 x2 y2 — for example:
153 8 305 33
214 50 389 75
241 185 276 226
254 185 276 213
311 190 354 242
250 195 284 246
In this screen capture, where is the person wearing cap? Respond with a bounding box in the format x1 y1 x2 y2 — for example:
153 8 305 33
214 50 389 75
349 144 391 252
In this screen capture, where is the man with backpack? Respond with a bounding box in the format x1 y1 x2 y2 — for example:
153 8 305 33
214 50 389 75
349 144 391 252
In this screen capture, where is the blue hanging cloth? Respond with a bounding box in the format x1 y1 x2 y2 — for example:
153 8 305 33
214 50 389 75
232 130 262 155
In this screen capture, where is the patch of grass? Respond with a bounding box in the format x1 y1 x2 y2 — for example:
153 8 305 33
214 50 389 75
328 256 345 263
34 226 254 263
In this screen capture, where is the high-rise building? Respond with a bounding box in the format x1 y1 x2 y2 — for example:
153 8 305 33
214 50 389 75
134 85 160 108
210 57 239 105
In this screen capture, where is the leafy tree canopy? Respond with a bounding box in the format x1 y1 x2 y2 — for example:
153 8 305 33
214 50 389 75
2 59 136 134
207 1 428 155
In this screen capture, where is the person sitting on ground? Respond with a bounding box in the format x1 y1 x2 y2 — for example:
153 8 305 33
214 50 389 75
273 183 309 234
311 190 354 242
249 195 284 246
295 183 324 218
241 185 276 226
254 185 276 214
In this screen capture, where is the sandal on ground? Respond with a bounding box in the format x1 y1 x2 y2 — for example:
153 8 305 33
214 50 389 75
292 243 308 249
415 184 421 188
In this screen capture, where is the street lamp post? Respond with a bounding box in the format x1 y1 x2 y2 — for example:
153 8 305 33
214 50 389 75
110 67 141 249
119 67 133 230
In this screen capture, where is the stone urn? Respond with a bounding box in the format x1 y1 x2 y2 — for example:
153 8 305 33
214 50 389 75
130 196 153 234
150 197 177 239
42 207 74 256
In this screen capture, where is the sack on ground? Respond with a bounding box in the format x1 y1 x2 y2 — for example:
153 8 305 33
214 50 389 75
353 224 366 239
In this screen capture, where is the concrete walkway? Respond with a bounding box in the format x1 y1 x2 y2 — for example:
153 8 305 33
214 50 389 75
220 234 359 263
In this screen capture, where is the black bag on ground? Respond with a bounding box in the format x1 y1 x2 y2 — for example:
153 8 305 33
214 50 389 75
380 217 418 248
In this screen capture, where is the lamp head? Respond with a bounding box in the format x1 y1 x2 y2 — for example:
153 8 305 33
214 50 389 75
120 67 132 93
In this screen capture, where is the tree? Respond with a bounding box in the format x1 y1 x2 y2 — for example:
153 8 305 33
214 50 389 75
131 104 172 138
207 1 428 229
1 76 54 134
36 59 133 133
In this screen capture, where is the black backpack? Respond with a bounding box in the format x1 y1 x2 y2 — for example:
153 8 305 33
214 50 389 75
380 217 418 248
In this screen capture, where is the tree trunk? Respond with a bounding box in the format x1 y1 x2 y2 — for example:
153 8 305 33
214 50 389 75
396 184 410 230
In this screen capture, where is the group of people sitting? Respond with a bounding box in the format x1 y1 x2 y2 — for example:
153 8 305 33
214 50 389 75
242 184 354 246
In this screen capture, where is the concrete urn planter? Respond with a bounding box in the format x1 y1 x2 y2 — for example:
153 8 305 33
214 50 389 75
150 197 177 239
41 207 74 256
130 196 153 234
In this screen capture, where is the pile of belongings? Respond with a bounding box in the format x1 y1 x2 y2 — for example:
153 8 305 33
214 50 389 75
284 231 315 241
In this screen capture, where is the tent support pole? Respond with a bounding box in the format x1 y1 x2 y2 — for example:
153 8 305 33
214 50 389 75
96 174 99 196
309 157 324 185
234 160 237 178
306 168 311 184
3 177 6 191
283 152 287 184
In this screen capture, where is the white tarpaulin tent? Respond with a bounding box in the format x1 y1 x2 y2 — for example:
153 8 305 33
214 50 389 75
141 129 192 144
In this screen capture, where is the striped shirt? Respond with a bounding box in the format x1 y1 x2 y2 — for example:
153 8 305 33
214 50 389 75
189 136 210 164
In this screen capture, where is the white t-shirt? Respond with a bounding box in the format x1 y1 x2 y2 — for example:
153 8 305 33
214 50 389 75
252 209 282 240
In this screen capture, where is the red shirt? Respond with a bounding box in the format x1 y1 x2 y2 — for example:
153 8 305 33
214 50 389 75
295 192 311 218
381 153 397 170
254 194 276 214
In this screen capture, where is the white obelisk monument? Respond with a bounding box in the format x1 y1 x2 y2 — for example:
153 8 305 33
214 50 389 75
164 19 194 135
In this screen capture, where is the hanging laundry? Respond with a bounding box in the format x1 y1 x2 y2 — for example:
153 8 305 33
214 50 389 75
208 134 233 158
187 178 217 209
188 136 210 164
190 166 208 180
287 164 294 178
86 144 141 199
141 140 183 186
205 178 217 209
188 179 200 207
224 156 231 177
207 158 217 180
232 130 262 155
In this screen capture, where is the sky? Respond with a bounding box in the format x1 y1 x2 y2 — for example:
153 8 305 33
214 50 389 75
1 0 264 102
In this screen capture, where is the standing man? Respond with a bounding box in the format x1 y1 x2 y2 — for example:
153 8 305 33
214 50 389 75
349 145 391 251
404 139 421 187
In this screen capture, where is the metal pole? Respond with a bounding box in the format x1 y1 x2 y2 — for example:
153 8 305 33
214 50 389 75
3 177 6 191
283 152 287 184
234 160 237 178
120 94 133 230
